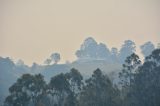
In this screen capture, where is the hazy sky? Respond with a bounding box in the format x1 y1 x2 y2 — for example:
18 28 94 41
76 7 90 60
0 0 160 65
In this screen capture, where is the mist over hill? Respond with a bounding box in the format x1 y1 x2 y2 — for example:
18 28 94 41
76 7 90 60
0 37 158 105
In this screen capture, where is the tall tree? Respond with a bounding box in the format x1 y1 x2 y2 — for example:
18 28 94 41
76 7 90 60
126 49 160 106
140 41 155 57
119 53 141 88
49 73 71 106
97 43 111 60
78 69 121 106
65 68 83 106
75 37 111 61
4 74 46 106
119 40 136 63
65 68 83 94
118 53 141 106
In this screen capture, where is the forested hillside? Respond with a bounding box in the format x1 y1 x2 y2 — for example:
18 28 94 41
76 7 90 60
1 49 160 106
0 38 159 106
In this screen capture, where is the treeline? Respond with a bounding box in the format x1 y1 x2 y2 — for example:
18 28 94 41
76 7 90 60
4 49 160 106
75 37 157 63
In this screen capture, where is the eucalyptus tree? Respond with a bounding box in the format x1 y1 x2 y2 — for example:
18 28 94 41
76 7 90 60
4 74 46 106
78 69 121 106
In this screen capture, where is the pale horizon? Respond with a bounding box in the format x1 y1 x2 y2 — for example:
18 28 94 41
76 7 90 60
0 0 160 65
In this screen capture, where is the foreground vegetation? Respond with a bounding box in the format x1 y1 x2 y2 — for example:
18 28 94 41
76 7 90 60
4 49 160 106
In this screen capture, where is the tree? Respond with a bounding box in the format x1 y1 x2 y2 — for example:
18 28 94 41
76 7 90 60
78 69 121 106
140 41 155 57
50 53 61 64
64 68 83 106
31 74 47 106
119 40 136 63
97 43 111 60
125 49 160 106
5 74 33 106
119 53 141 88
49 73 71 106
65 68 83 93
75 37 111 61
75 37 98 59
4 74 46 106
44 58 52 65
118 53 141 106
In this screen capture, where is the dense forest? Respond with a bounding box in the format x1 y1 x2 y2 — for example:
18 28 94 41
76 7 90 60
3 48 160 106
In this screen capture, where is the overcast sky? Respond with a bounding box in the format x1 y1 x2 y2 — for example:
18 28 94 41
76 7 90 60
0 0 160 65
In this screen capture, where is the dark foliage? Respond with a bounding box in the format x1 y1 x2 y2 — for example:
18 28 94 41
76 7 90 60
4 49 160 106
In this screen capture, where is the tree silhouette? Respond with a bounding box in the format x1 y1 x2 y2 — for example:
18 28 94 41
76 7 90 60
4 74 46 106
50 53 61 64
119 40 136 63
49 73 70 106
124 49 160 106
78 69 121 106
140 41 155 57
